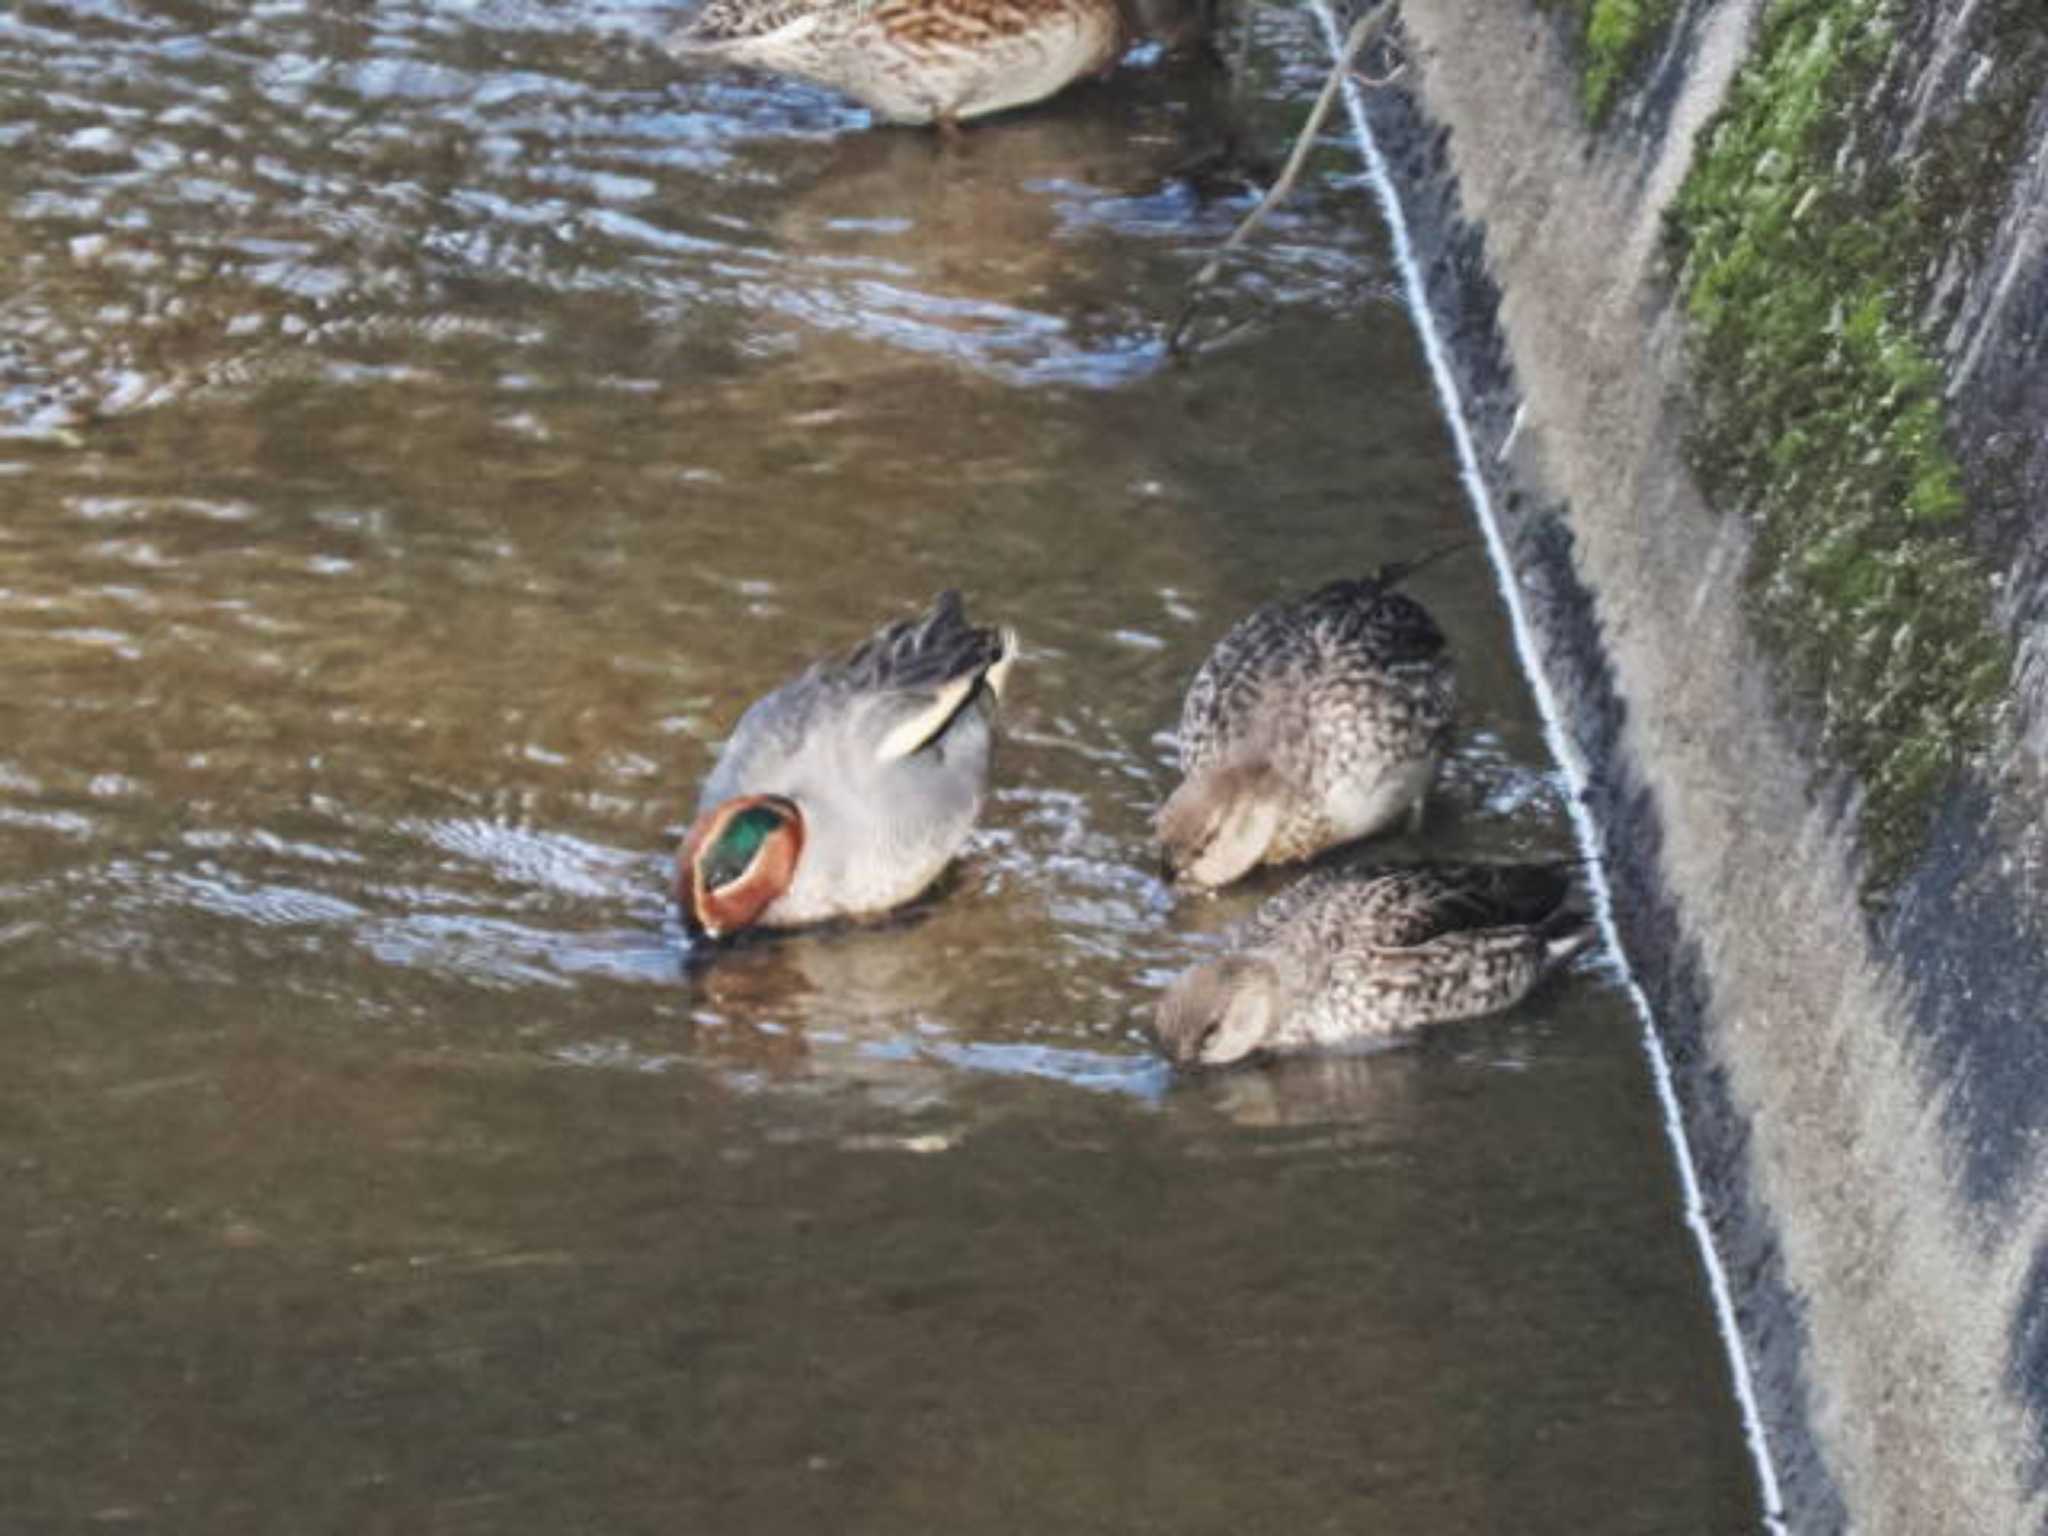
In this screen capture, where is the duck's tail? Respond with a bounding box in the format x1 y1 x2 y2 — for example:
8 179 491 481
1537 907 1598 969
861 592 1017 761
1371 535 1481 593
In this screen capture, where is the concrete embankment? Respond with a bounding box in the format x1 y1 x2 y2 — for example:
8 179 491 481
1347 1 2048 1529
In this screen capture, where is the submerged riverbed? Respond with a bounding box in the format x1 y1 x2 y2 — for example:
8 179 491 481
1 2 1761 1529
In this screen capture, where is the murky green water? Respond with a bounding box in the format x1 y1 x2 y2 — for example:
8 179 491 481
1 2 1760 1530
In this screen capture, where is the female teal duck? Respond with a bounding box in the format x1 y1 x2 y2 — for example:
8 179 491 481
666 0 1128 128
678 591 1017 940
1152 861 1595 1068
1157 557 1457 890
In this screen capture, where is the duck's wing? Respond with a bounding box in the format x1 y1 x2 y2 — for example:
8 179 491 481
1339 860 1595 1024
1334 923 1563 1029
1235 868 1355 950
1176 594 1309 772
1240 861 1579 960
698 592 1012 810
1347 861 1580 948
832 589 1015 761
1179 577 1446 773
1298 577 1447 666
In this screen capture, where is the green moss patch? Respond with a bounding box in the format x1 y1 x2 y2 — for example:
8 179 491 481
1665 0 2031 894
1534 0 1680 121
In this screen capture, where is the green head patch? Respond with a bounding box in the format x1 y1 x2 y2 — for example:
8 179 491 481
704 804 788 891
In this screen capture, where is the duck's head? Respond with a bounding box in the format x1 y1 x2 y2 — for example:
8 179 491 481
1156 759 1285 891
677 794 805 941
1152 953 1284 1068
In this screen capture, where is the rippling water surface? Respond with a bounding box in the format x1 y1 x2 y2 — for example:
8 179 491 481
1 2 1760 1529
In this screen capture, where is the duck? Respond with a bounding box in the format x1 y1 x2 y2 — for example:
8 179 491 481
1156 551 1461 890
1151 860 1596 1068
664 0 1130 130
677 590 1017 940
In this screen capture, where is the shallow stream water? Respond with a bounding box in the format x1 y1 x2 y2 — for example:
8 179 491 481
1 2 1761 1529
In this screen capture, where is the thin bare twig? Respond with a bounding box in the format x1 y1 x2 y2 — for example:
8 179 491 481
1166 0 1396 358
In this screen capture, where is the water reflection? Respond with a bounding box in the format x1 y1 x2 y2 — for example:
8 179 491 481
756 79 1244 385
1 0 1266 433
1187 1043 1435 1130
0 3 1759 1529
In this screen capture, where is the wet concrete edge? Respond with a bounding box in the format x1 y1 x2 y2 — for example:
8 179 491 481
1348 68 1851 1535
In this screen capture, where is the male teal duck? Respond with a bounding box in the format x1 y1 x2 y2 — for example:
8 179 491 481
1152 861 1595 1068
665 0 1128 128
1157 557 1458 890
678 590 1017 940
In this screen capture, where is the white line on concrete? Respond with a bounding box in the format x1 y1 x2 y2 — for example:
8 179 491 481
1301 3 1790 1526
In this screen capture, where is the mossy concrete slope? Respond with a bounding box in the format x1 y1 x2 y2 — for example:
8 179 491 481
1355 0 2048 1529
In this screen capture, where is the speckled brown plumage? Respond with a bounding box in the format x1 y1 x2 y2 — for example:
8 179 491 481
1152 861 1595 1068
1158 565 1456 889
666 0 1126 125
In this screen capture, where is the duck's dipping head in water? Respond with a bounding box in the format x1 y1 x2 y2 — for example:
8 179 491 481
1150 861 1596 1069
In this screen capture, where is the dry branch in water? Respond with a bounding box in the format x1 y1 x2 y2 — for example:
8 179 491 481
1166 0 1397 357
